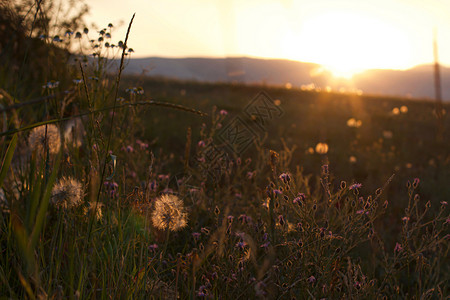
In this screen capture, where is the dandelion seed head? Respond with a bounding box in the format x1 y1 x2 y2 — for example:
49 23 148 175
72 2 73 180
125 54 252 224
28 124 61 155
151 194 187 231
51 177 83 209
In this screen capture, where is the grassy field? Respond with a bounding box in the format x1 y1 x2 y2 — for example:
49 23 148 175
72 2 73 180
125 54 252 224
0 13 449 298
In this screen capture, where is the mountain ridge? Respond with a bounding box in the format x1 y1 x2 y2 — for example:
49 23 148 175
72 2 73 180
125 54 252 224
119 56 449 101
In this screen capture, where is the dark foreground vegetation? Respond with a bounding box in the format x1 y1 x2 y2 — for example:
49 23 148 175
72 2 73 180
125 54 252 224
0 1 449 299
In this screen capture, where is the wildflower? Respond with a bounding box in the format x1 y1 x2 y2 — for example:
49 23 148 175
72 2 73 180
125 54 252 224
279 173 290 183
51 177 83 209
197 285 208 297
392 107 400 115
43 80 59 89
400 105 408 113
192 232 201 241
147 244 158 253
246 171 255 179
151 194 187 232
235 240 247 250
307 276 316 284
260 241 270 250
315 142 328 154
227 215 234 224
238 214 252 224
349 183 362 190
278 215 285 226
349 156 357 163
394 242 403 253
136 139 149 150
293 197 303 206
28 124 61 155
104 181 119 197
125 145 134 153
198 140 206 147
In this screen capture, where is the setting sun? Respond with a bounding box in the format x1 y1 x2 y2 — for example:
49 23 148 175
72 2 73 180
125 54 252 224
294 11 413 78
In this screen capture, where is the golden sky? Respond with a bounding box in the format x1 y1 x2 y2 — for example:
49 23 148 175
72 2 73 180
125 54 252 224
86 0 450 77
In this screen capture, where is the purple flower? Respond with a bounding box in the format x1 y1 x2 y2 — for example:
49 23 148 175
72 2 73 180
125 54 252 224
125 145 134 153
260 241 270 249
307 276 316 284
278 215 285 226
192 232 201 241
235 241 247 250
219 109 228 116
293 197 302 206
136 139 148 150
148 244 158 251
394 242 403 253
349 183 362 190
104 181 118 197
198 140 206 147
279 173 291 183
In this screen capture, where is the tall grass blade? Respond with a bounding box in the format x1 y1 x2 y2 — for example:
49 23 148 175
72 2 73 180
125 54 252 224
0 133 18 189
28 151 61 249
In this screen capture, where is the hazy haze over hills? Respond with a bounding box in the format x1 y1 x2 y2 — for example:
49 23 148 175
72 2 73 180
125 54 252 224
120 57 449 101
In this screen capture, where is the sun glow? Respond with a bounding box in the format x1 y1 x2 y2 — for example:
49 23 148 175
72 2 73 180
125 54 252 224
293 11 413 78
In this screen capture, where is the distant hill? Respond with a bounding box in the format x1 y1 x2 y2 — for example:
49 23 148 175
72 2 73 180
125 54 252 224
119 57 449 101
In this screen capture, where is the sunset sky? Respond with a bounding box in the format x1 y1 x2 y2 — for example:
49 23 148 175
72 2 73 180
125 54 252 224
86 0 450 78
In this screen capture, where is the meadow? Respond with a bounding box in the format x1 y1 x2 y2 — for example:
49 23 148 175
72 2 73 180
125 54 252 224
1 8 449 299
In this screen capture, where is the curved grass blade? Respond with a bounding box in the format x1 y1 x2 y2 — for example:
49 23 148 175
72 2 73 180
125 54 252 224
0 133 18 189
